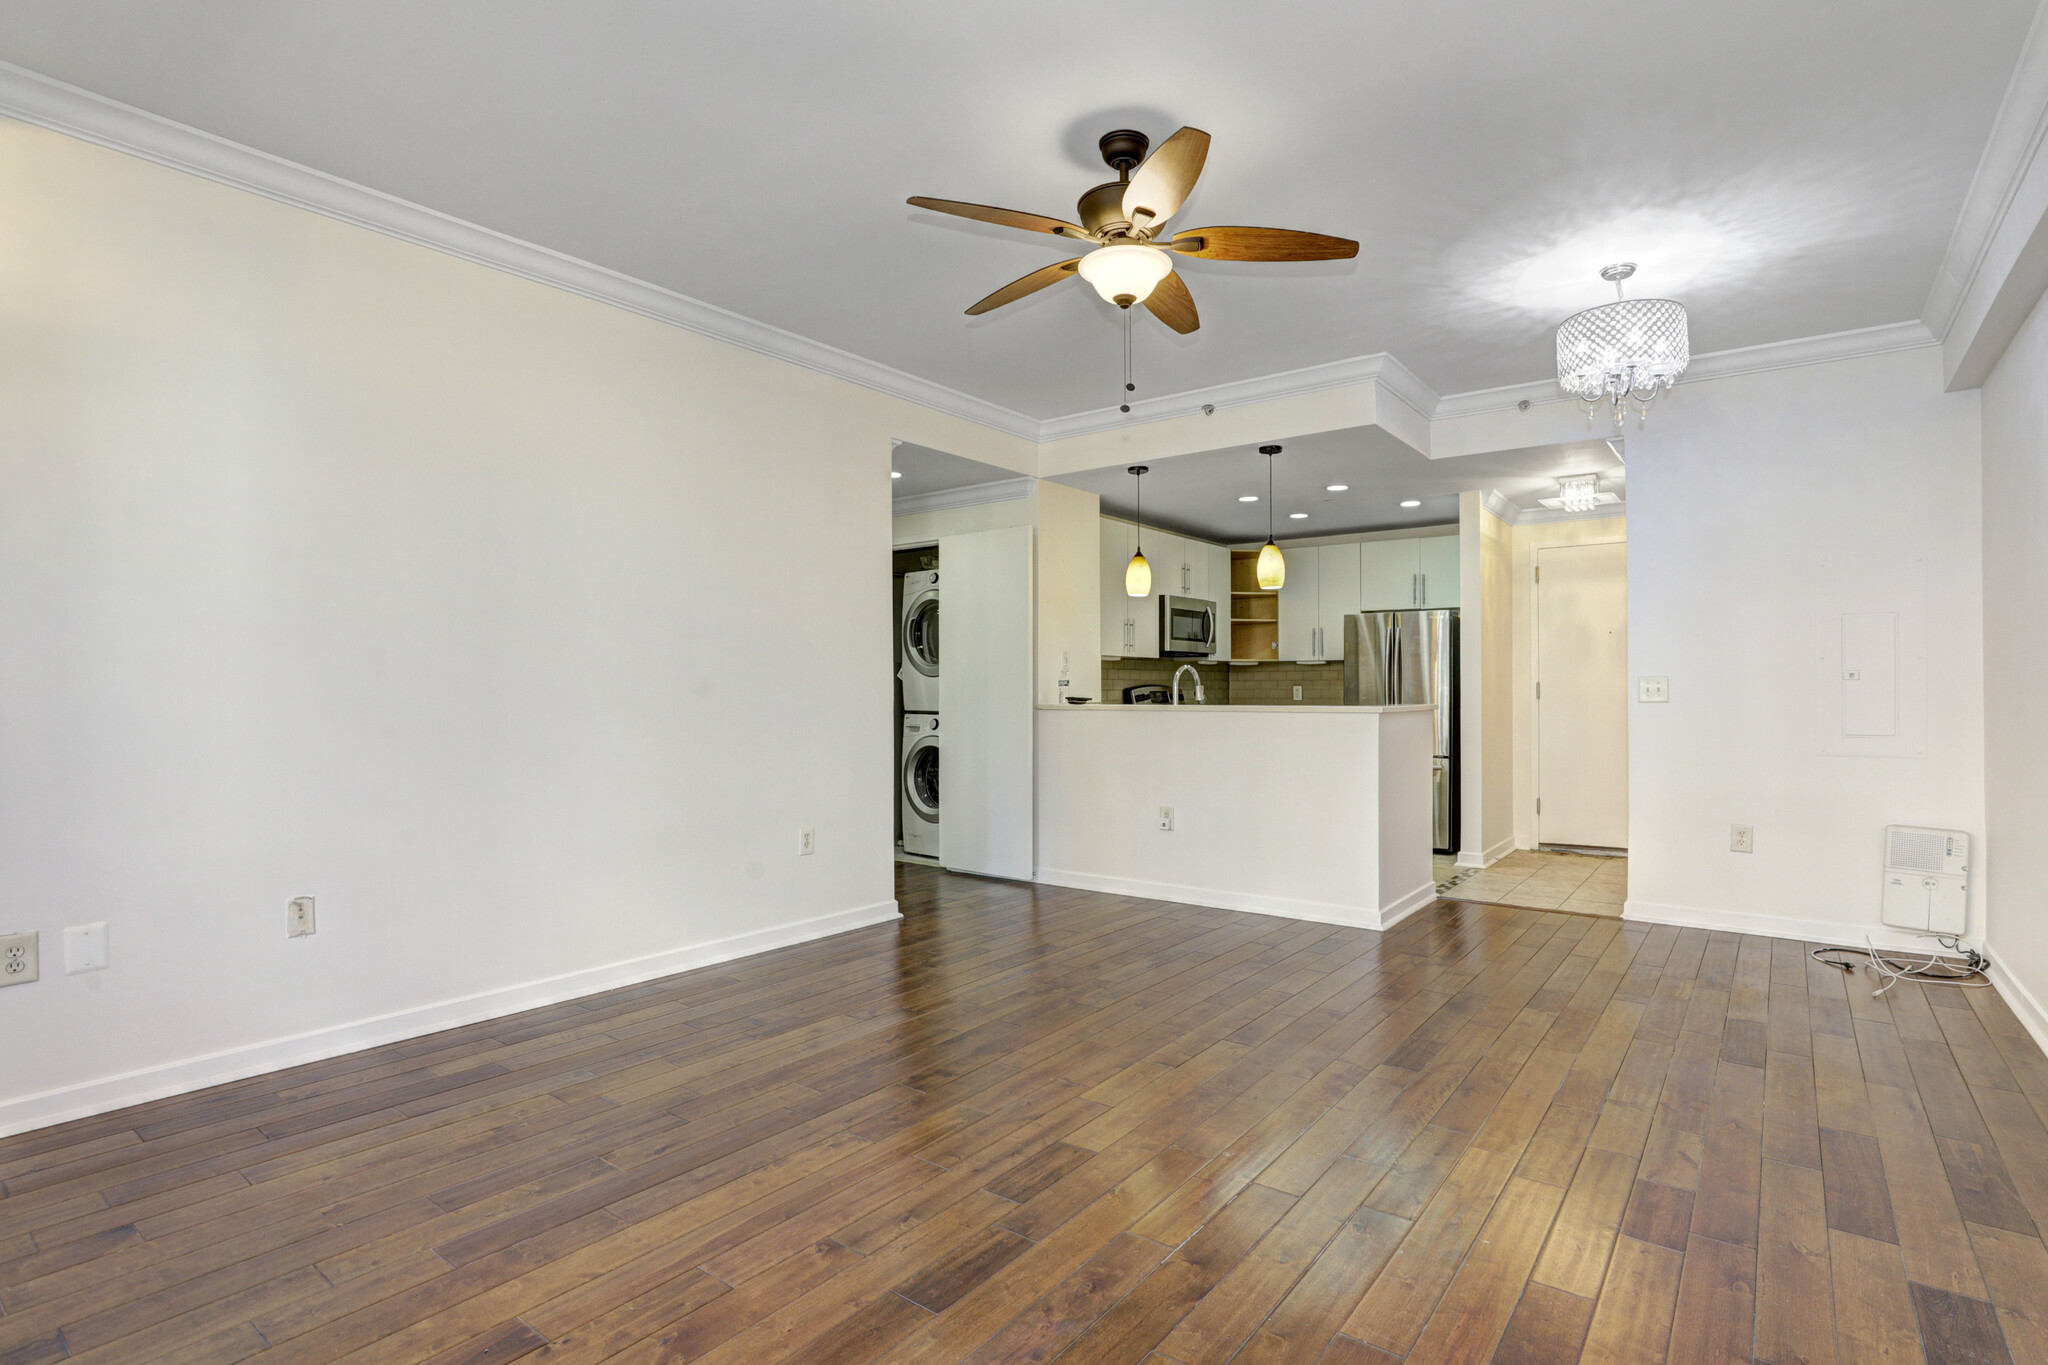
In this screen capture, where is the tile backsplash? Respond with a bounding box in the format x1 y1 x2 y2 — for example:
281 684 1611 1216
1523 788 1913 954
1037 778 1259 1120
1094 657 1346 705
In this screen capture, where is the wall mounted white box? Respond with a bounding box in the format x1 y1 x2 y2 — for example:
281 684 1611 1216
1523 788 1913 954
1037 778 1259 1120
63 922 109 973
1879 826 1968 935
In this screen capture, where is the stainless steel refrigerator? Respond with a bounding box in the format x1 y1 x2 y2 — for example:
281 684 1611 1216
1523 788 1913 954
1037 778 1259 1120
1344 610 1459 853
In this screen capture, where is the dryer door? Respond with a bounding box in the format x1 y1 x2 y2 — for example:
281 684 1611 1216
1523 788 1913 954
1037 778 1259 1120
901 589 939 680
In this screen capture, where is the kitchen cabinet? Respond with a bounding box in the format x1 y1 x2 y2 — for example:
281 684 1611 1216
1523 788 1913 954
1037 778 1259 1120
1359 539 1420 611
1100 518 1136 655
1417 534 1460 607
1316 542 1361 660
1205 544 1233 658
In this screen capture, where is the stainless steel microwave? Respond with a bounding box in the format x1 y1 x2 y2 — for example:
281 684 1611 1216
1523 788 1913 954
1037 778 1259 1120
1159 595 1219 657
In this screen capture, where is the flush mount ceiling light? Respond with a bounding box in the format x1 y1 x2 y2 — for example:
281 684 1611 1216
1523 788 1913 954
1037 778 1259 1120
1326 484 1348 492
1537 474 1623 512
1400 499 1421 508
1556 263 1689 428
908 127 1357 338
1125 465 1152 598
1256 446 1286 590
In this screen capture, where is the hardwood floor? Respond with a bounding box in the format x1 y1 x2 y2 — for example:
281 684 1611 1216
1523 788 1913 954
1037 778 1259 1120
3 864 2045 1364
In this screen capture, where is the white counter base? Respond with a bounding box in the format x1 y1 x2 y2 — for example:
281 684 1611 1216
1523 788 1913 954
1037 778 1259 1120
1034 705 1438 931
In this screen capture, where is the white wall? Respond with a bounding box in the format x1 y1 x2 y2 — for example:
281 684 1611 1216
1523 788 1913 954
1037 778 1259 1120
0 118 1031 1134
890 492 1035 546
1511 515 1628 849
1032 481 1103 707
1981 287 2048 1040
1457 495 1514 866
1624 347 1985 945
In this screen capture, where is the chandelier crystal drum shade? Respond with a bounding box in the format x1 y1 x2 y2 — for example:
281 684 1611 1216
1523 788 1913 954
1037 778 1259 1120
1256 446 1286 590
1124 465 1152 598
1556 264 1689 427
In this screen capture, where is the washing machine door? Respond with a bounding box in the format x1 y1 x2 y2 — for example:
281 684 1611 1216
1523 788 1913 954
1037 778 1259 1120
902 734 940 823
901 589 939 681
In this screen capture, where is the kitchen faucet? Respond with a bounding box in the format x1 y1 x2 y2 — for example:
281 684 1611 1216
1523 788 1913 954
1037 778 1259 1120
1171 664 1205 706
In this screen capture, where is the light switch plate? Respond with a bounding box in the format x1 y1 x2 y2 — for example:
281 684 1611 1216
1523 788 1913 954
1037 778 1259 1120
0 931 38 986
1157 806 1174 831
64 922 109 974
288 897 316 937
1638 676 1670 702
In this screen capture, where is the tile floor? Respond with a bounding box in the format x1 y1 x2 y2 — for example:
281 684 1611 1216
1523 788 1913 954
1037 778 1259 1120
1437 847 1627 916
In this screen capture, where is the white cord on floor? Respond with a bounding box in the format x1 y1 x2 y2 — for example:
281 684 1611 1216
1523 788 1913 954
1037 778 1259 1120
1809 936 1992 995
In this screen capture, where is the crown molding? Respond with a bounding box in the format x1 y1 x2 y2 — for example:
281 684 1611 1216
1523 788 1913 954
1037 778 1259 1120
1429 319 1937 419
1480 489 1521 524
1516 501 1627 525
1035 352 1438 444
0 60 1043 444
1923 3 2048 346
891 477 1034 517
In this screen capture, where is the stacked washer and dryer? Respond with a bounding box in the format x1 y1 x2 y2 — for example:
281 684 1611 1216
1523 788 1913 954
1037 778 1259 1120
898 569 940 858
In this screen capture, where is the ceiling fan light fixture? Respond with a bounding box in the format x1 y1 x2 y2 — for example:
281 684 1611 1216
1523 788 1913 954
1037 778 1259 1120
1077 244 1173 306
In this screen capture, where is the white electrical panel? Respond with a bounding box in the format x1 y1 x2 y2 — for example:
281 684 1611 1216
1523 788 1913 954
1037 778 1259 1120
1880 825 1969 936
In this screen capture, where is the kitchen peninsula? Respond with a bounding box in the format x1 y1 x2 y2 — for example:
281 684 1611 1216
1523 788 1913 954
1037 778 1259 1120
1034 703 1437 929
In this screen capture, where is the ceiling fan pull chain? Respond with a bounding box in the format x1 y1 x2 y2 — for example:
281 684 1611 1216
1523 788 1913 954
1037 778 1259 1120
1119 306 1134 414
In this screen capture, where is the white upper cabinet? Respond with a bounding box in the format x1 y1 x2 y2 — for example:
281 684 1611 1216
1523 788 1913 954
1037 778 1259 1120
1276 549 1319 661
1100 518 1135 655
1316 543 1361 660
1359 538 1421 610
1417 535 1461 608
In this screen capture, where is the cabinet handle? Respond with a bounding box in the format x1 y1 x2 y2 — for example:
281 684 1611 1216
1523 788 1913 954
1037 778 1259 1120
1420 573 1427 604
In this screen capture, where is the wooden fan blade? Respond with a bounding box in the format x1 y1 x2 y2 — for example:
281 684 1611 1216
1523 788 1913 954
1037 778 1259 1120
907 197 1086 238
1169 226 1359 261
965 258 1080 315
1143 271 1199 334
1122 127 1210 231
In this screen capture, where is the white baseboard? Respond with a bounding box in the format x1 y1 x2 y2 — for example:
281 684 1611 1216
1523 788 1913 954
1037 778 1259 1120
1622 899 1968 954
0 900 900 1140
1455 836 1516 870
1034 868 1430 931
1988 957 2048 1062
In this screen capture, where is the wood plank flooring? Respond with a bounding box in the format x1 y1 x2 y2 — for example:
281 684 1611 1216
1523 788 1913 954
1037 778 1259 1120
4 865 2046 1364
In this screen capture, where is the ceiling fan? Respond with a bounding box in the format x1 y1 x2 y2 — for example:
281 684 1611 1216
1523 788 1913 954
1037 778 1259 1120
908 127 1358 334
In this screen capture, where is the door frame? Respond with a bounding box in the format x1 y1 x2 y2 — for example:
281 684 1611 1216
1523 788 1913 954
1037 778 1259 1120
1532 537 1628 851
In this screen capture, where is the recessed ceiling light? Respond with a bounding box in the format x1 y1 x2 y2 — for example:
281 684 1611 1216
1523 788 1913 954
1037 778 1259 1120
1289 512 1308 519
1400 499 1421 508
1326 484 1348 492
891 471 902 478
1239 495 1259 502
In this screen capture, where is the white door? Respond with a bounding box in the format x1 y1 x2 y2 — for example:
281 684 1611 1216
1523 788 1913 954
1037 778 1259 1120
1418 535 1461 608
939 526 1034 879
1359 538 1420 610
1100 519 1132 655
1536 541 1628 849
1276 547 1318 660
1317 542 1361 660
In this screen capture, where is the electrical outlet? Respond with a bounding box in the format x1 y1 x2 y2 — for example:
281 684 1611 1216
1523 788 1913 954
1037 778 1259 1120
288 897 316 937
0 931 38 987
63 922 109 974
798 826 816 856
1731 823 1754 854
1638 676 1670 702
1292 685 1303 701
1157 806 1174 832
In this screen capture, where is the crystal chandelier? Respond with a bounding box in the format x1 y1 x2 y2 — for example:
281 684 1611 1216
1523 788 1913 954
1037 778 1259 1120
1555 263 1689 427
1556 474 1601 513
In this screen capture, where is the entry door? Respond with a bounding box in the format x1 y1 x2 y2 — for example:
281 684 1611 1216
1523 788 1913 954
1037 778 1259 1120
1536 541 1628 848
938 526 1034 879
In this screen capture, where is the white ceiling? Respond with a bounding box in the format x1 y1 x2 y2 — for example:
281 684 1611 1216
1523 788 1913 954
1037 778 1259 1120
890 442 1021 502
1056 431 1624 542
0 2 2029 419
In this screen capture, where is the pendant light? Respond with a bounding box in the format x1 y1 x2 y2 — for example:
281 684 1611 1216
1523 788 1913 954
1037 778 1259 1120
1125 465 1152 597
1256 445 1286 589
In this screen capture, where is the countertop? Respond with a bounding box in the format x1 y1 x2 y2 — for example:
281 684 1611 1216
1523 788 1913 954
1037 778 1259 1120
1036 703 1436 714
